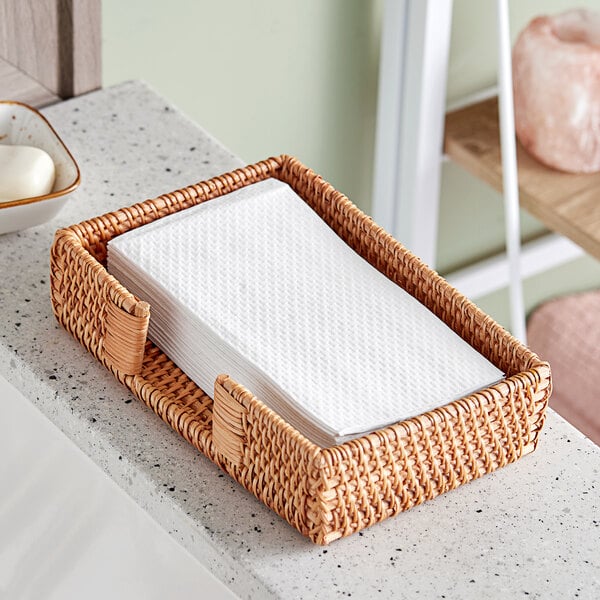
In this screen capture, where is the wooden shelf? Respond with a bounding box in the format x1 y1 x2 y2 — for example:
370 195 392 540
445 97 600 261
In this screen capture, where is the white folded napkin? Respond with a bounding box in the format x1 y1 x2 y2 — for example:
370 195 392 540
107 179 503 447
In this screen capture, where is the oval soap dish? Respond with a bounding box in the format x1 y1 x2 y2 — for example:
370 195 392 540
0 101 80 235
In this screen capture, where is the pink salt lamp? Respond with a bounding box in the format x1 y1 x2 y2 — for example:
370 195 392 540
513 9 600 173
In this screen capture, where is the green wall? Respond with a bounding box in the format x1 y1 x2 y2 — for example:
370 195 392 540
102 0 600 331
102 0 381 208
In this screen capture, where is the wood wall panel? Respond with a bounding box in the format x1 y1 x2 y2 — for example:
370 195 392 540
0 0 100 104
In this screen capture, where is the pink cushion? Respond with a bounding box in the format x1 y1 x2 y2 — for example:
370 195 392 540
527 290 600 445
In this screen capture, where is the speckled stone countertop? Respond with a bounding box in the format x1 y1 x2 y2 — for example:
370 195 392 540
1 82 599 599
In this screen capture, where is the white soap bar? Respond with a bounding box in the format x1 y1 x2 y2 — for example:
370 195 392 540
0 145 56 202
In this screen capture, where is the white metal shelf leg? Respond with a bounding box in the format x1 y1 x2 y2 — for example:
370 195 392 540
372 0 452 268
372 0 408 236
496 0 527 343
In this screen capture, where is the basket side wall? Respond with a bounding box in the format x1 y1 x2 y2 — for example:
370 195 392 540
317 368 551 543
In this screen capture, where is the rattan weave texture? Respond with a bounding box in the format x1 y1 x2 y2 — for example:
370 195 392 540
50 155 551 544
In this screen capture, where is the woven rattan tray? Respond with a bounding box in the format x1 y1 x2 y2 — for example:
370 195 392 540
50 155 551 545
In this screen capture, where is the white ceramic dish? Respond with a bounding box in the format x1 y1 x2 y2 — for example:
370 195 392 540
0 101 80 235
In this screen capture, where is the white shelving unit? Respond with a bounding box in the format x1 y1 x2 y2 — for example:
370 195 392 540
372 0 534 341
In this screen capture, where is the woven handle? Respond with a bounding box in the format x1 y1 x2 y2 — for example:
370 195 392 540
213 375 248 465
103 299 150 375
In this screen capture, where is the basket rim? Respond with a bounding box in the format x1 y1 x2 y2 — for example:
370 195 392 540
52 153 550 452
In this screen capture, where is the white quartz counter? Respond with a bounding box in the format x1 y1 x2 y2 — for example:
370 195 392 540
1 82 598 599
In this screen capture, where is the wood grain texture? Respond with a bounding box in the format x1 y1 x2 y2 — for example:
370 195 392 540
0 57 59 106
445 97 600 260
59 0 101 97
0 0 100 99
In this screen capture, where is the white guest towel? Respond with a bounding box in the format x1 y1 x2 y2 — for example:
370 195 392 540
107 179 503 447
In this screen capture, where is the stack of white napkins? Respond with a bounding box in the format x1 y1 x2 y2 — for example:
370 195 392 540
107 179 503 447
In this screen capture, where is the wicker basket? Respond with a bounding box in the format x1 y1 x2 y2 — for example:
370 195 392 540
49 155 551 545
